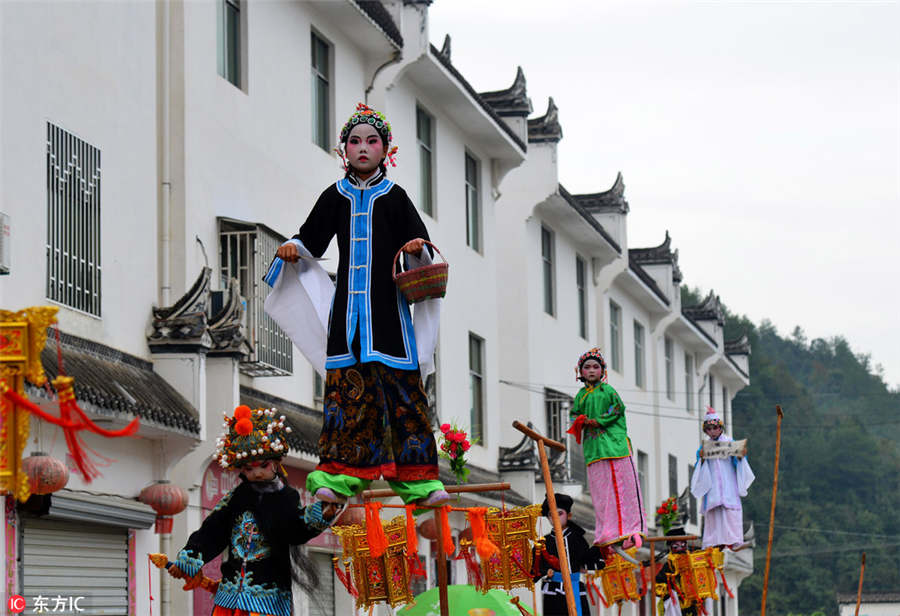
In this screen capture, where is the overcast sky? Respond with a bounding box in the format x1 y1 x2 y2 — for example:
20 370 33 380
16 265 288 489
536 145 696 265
429 0 900 388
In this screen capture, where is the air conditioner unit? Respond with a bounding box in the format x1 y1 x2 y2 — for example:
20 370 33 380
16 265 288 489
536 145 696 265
0 212 9 275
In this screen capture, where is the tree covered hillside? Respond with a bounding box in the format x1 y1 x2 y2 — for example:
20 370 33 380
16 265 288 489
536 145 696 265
682 288 900 615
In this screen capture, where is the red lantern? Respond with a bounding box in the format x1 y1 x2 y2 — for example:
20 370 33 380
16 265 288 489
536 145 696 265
139 480 189 534
22 452 69 495
418 517 437 540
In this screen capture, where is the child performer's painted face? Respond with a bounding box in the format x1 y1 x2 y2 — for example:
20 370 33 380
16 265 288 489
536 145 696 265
580 359 603 384
239 459 277 482
346 124 386 177
704 424 723 440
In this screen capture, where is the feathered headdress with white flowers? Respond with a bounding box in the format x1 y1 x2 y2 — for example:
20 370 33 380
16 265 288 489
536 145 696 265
214 405 293 470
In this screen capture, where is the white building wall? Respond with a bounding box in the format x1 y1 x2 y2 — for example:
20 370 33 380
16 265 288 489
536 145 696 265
0 0 159 357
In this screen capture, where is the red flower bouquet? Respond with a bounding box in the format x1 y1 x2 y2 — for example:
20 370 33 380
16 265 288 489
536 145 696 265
438 423 474 484
656 496 679 534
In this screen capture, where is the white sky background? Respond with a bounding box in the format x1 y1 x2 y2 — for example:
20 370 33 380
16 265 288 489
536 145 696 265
429 0 900 388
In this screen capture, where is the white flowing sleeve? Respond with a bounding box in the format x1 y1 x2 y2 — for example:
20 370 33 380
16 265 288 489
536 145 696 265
736 457 755 497
405 249 442 378
263 239 335 377
690 459 712 500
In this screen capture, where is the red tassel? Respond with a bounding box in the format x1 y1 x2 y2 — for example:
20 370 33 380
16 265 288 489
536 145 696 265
718 567 734 598
467 507 499 561
437 506 454 556
334 558 358 597
457 546 483 590
365 502 388 558
567 414 588 444
640 563 648 597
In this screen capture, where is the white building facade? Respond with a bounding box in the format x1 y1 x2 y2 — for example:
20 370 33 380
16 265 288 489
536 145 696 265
0 1 752 615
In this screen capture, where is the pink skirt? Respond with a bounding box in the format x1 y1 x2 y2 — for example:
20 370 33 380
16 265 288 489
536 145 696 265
702 505 743 548
587 456 647 546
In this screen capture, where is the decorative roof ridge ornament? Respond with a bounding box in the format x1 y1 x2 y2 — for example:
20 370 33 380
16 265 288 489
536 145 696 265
439 33 451 59
724 333 752 356
527 97 562 143
629 231 683 283
148 267 212 350
571 171 629 214
479 66 532 117
208 277 252 358
683 290 725 326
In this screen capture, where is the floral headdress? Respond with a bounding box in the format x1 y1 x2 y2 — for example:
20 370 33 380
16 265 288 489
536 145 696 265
575 347 607 382
703 406 724 429
334 103 399 171
214 405 293 470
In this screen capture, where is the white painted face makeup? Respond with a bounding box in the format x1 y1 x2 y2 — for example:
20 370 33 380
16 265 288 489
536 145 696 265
346 124 386 178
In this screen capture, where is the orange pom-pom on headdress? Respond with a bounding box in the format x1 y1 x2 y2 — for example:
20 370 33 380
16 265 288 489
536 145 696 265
235 418 254 436
233 405 252 420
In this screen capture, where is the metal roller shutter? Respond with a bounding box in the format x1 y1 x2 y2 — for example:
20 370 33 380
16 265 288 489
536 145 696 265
305 551 335 616
21 517 129 616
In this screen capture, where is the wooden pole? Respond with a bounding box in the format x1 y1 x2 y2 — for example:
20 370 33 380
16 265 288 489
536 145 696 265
760 405 784 616
513 421 578 616
646 535 699 616
433 509 450 616
854 552 866 616
361 482 511 500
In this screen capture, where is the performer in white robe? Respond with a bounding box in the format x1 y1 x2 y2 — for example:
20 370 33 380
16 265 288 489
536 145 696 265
690 407 754 549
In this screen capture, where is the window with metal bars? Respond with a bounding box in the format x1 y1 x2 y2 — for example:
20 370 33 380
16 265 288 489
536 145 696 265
45 123 101 317
218 218 293 376
544 389 585 485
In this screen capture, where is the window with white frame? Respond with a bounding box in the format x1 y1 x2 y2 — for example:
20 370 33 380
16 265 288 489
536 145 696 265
609 300 622 373
46 123 102 316
417 106 435 217
217 0 241 88
545 389 583 484
637 450 649 514
465 153 481 252
664 336 675 401
219 218 293 375
634 321 645 388
311 32 331 151
576 256 587 338
685 352 695 413
469 334 485 443
722 386 728 416
668 454 678 497
541 226 555 315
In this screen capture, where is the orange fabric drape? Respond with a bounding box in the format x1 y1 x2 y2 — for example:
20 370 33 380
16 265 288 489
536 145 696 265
437 505 455 556
467 507 499 561
365 502 389 558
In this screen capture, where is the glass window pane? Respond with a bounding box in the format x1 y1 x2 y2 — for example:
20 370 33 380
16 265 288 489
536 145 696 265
420 146 433 216
225 1 240 86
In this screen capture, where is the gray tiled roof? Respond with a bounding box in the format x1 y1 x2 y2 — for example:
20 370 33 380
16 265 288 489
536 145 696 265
239 386 321 456
31 332 200 435
352 1 403 48
429 43 527 152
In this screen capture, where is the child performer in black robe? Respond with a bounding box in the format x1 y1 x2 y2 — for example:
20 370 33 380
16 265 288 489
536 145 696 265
532 494 604 616
166 405 338 616
270 103 447 507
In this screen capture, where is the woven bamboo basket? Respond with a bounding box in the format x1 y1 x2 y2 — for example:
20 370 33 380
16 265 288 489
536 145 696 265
392 240 448 303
